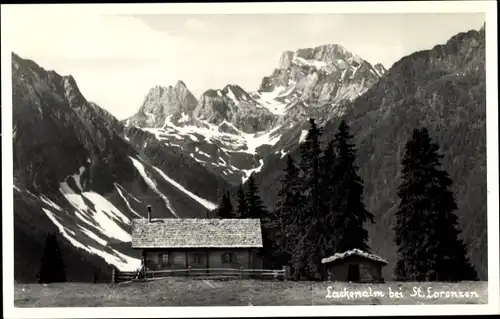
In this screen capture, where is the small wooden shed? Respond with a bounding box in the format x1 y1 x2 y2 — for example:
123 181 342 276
321 249 388 283
131 217 264 271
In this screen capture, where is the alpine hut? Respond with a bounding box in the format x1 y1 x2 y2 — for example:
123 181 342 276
131 213 264 272
321 249 388 283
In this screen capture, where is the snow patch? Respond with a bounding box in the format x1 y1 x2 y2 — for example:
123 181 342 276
40 196 63 212
280 149 288 159
245 125 282 155
351 65 361 78
341 68 348 80
189 153 207 164
218 157 227 166
178 113 189 123
129 156 179 218
226 87 240 105
293 56 328 69
144 111 156 123
242 159 265 183
59 182 131 242
299 130 308 143
114 183 142 218
78 225 108 246
71 166 86 191
151 165 217 210
195 147 211 158
169 143 184 150
253 86 288 115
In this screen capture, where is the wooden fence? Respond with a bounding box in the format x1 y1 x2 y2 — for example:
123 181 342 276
112 266 291 283
111 268 142 283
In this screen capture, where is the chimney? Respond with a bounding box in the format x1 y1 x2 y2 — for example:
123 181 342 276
147 205 152 222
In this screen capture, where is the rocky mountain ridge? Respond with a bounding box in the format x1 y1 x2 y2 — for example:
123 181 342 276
12 53 231 282
123 43 386 184
255 26 487 279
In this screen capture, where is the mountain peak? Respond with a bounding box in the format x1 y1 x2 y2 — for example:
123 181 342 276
222 84 243 92
374 63 387 76
175 80 187 89
126 81 198 128
62 75 87 108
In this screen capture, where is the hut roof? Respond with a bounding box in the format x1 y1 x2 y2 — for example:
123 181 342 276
131 218 263 249
321 249 388 265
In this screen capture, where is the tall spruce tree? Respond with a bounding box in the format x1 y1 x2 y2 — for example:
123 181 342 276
214 191 234 218
318 140 340 255
245 175 268 220
330 120 374 253
271 155 303 266
244 174 275 267
236 183 248 218
291 118 324 280
38 233 67 283
394 128 478 281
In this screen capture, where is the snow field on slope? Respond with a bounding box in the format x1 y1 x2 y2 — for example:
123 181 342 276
149 115 283 156
59 181 131 242
42 207 140 271
114 183 143 218
129 156 180 218
151 165 217 210
37 168 143 270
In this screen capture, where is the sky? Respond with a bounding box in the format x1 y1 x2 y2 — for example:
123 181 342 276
4 9 485 120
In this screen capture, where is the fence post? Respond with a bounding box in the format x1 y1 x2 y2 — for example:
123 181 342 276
282 265 289 281
111 267 116 284
240 266 244 279
188 266 191 277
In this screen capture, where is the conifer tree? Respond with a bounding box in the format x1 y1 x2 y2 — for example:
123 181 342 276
244 174 276 267
318 140 340 254
330 120 374 253
291 118 324 280
38 233 67 283
214 191 234 218
245 175 268 220
236 183 248 218
92 266 101 284
271 155 303 266
394 128 478 281
298 118 323 222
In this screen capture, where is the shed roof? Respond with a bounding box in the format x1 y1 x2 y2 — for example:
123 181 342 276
321 249 388 265
131 218 263 249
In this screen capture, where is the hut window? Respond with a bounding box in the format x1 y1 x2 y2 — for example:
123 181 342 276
193 254 202 264
222 253 234 264
160 253 169 268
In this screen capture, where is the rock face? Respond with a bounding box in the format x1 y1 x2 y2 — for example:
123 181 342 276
122 43 384 184
255 26 487 280
12 53 231 283
193 84 278 134
256 44 384 109
127 81 198 128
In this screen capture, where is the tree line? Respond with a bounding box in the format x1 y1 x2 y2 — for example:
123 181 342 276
38 118 478 283
213 118 478 282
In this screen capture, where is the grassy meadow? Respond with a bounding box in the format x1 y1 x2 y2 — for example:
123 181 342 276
14 278 488 307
